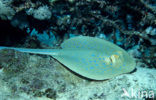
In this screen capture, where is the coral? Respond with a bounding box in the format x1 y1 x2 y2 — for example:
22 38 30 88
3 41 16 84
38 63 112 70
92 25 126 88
28 28 57 47
27 5 52 20
0 0 15 20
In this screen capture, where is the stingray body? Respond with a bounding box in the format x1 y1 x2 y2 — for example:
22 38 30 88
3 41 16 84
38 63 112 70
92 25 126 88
0 36 135 80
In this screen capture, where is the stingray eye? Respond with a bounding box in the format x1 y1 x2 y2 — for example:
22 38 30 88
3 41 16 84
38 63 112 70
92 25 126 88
104 57 111 65
110 55 119 64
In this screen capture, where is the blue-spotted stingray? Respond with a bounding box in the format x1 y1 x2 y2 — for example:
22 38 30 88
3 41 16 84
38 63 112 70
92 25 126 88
0 36 135 80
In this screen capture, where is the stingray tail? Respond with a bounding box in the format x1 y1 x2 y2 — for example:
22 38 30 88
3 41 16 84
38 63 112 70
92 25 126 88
0 46 59 56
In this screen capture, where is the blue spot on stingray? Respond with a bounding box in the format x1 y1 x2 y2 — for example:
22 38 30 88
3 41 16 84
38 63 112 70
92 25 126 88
81 58 86 64
89 66 94 70
91 54 96 57
107 67 113 71
84 67 89 70
119 65 122 68
119 64 126 69
102 63 105 66
89 60 93 63
95 64 99 66
81 58 85 60
99 70 105 74
76 46 79 48
123 64 126 67
99 58 101 60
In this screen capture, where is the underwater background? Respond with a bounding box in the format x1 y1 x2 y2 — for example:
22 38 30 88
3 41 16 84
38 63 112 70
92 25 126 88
0 0 155 100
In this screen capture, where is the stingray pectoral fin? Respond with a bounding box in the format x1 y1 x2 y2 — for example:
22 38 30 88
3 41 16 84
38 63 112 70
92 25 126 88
51 49 122 80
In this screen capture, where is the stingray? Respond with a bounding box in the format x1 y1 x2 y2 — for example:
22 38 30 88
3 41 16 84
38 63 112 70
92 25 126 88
0 36 135 80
